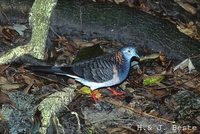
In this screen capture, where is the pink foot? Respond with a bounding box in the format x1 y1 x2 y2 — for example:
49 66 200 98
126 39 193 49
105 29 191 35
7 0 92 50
107 87 125 96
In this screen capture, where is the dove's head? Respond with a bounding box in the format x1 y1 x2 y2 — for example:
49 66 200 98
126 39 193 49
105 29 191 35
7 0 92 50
120 45 140 62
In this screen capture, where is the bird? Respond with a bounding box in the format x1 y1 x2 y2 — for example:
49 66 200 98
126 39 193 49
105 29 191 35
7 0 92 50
24 45 140 92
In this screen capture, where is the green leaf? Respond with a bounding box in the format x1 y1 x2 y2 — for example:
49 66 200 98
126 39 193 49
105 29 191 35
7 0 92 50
80 86 91 94
86 127 94 134
143 75 165 86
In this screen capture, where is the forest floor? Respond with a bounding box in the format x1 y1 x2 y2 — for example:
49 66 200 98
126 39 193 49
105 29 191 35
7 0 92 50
0 0 200 134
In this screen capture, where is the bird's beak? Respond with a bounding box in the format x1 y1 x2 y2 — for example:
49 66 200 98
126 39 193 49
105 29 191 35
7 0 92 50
131 56 140 67
132 56 140 62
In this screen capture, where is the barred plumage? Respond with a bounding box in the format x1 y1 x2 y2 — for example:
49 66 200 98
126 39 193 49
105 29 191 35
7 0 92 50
25 45 140 90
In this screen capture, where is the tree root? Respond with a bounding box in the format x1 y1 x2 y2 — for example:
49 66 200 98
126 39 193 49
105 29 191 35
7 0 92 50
0 0 58 64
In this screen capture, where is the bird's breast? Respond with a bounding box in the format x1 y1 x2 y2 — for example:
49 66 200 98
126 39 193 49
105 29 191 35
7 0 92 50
116 61 130 82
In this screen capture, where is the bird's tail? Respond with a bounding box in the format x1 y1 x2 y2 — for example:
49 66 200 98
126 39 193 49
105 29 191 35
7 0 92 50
24 65 71 75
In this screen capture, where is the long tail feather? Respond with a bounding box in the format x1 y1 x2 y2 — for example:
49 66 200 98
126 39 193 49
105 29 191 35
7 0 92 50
24 65 71 75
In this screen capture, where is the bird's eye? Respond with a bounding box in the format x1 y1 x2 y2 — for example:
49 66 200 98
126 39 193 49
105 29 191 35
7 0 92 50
128 50 131 53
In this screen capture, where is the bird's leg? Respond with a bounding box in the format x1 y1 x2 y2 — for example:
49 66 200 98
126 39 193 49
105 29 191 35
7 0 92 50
107 87 125 96
89 90 101 101
90 91 98 101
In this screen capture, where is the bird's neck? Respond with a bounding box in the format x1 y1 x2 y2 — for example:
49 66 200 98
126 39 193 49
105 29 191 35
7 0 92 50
114 51 131 67
114 52 131 80
117 58 131 71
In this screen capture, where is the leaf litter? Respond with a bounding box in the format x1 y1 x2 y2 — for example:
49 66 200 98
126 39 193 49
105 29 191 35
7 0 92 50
0 30 200 133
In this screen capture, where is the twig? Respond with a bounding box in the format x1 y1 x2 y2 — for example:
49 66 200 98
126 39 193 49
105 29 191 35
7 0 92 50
52 114 60 134
23 79 35 94
64 106 81 130
0 10 10 24
71 111 81 130
190 54 200 59
49 26 60 37
89 117 112 124
0 64 10 74
104 98 175 124
35 92 51 101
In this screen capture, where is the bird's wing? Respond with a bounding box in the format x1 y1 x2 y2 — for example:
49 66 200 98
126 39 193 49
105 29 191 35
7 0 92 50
69 54 116 83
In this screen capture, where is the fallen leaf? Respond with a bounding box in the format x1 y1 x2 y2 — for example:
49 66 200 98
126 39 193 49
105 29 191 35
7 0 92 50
140 53 159 61
80 86 91 94
23 80 35 94
53 36 69 45
114 0 125 4
158 51 168 66
177 22 200 40
0 83 25 91
184 81 196 89
90 90 102 100
106 125 138 134
54 36 77 54
0 90 15 107
197 84 200 92
143 75 165 86
21 75 42 87
174 58 195 73
13 24 28 36
1 27 21 43
0 77 8 84
174 0 197 15
149 88 168 98
0 65 9 75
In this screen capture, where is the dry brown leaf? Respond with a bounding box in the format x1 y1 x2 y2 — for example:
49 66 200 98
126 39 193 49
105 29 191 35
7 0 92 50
73 38 95 48
0 90 15 107
148 109 159 116
106 126 138 134
127 0 134 7
177 22 200 40
0 76 8 84
0 76 25 91
53 36 69 45
0 83 25 91
54 36 77 54
140 53 159 61
149 88 168 98
184 81 196 89
91 39 109 45
1 26 21 43
22 75 43 88
159 51 167 66
114 0 125 4
197 84 200 92
174 0 197 15
23 80 35 94
0 65 9 75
